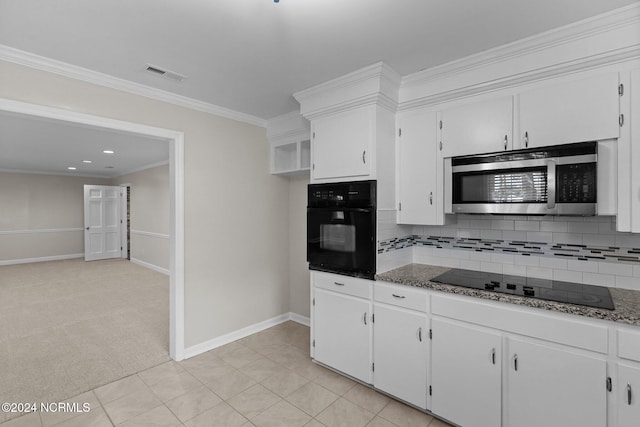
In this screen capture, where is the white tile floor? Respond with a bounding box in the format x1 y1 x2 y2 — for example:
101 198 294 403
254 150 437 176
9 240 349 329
1 321 453 427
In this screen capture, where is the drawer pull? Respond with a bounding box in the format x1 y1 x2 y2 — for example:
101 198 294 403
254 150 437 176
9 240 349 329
628 384 633 406
491 348 496 365
334 282 345 286
418 327 422 342
392 294 406 299
363 312 368 325
513 354 518 371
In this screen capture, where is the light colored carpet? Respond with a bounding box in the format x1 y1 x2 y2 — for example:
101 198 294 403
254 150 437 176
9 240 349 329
0 258 169 423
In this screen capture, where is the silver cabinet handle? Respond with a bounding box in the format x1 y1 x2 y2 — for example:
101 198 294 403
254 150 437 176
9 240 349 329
429 192 433 205
439 141 443 151
334 282 344 286
362 150 366 164
491 348 496 365
546 160 556 210
524 131 529 148
418 327 422 342
392 294 406 299
504 134 508 150
85 227 90 230
513 354 518 371
363 312 367 325
628 384 633 405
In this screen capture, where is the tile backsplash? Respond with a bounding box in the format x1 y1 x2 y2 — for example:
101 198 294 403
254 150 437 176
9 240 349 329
377 211 640 290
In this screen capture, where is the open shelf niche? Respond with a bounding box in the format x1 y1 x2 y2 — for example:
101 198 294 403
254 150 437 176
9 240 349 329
267 111 311 176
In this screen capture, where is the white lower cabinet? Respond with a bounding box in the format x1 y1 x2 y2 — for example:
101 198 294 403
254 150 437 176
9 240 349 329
313 287 372 383
312 274 633 427
431 318 502 427
618 364 640 427
505 338 607 427
373 303 428 409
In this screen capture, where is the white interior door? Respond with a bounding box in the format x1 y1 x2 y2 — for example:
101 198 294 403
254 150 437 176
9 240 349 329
84 185 122 261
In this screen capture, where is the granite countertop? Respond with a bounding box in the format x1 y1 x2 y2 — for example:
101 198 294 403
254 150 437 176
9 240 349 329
375 263 640 326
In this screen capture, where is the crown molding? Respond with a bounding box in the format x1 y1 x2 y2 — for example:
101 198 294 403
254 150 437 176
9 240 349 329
266 110 309 141
402 3 640 88
0 45 268 128
293 61 401 119
0 167 112 179
399 45 640 112
399 3 640 110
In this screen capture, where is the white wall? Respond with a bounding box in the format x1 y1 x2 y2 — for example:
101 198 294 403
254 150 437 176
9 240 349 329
0 60 291 349
0 171 110 263
288 175 310 318
113 164 170 272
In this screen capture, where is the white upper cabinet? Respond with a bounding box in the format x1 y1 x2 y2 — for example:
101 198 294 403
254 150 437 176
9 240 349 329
294 62 400 193
397 109 441 225
440 96 513 158
518 72 620 149
311 107 373 180
618 68 640 232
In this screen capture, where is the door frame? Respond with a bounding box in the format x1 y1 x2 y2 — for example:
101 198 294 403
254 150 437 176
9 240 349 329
0 98 186 361
119 184 131 259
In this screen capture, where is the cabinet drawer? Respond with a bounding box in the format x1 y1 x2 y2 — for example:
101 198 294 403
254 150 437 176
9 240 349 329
619 328 640 362
432 294 608 353
313 271 372 299
374 282 428 312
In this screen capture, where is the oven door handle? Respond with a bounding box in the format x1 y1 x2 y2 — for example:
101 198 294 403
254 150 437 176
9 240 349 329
547 159 556 210
307 207 372 213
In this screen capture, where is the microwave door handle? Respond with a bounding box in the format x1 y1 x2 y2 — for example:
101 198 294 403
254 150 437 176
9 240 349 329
547 160 556 210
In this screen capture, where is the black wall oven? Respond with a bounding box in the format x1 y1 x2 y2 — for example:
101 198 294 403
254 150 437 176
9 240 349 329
307 180 376 279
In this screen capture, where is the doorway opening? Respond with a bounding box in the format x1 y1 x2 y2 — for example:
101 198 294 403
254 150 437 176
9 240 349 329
0 98 185 360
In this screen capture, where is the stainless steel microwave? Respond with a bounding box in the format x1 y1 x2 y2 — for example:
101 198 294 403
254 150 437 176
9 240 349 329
445 142 597 215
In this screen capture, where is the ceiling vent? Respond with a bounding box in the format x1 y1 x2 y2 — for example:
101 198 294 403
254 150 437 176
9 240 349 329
145 64 187 83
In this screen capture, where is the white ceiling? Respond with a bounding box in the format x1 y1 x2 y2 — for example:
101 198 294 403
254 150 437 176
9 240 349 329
1 0 637 121
0 111 169 178
0 1 636 176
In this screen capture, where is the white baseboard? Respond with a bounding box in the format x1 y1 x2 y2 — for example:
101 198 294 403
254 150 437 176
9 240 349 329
0 253 83 266
182 312 309 360
130 257 170 276
289 312 311 327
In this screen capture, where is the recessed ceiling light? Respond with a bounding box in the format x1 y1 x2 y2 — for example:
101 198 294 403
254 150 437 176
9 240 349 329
67 167 77 170
82 160 92 163
103 150 115 154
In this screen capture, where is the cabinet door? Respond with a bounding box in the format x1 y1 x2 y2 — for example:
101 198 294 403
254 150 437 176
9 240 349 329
431 318 502 427
506 338 606 427
373 304 428 409
519 72 620 149
619 364 640 427
312 108 372 180
441 96 513 157
313 288 372 383
397 109 439 225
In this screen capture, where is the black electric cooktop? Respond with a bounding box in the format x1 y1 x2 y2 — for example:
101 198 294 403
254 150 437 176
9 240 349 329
431 268 614 310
